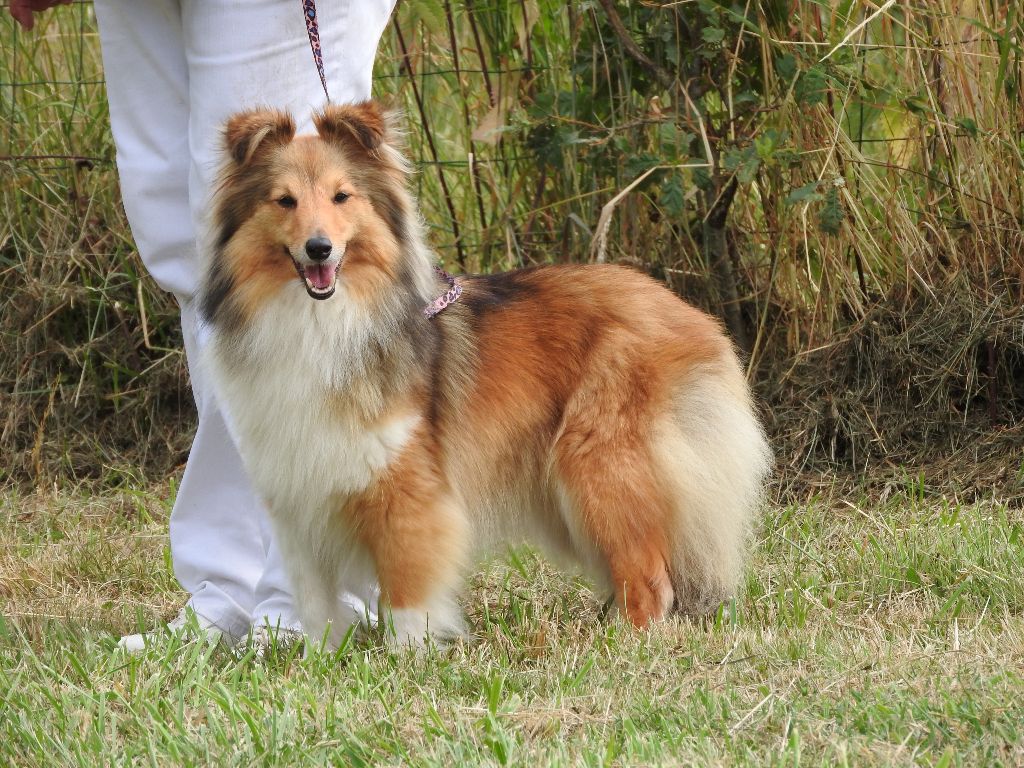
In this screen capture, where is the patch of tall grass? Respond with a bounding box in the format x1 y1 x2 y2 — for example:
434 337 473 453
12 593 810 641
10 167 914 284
2 1 1022 492
1 5 187 487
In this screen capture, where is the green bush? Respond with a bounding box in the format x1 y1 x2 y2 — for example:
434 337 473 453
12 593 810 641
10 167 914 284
2 1 1022 492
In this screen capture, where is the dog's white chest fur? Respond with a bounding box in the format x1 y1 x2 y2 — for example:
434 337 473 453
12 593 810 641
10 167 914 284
204 290 417 512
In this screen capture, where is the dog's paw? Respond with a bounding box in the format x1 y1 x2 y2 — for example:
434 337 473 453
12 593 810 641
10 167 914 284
383 607 431 649
232 624 304 661
381 605 464 651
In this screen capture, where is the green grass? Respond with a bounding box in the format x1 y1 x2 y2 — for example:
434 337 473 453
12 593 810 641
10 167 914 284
2 485 1023 766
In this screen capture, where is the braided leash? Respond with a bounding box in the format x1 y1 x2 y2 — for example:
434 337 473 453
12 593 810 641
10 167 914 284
301 0 330 102
302 2 461 317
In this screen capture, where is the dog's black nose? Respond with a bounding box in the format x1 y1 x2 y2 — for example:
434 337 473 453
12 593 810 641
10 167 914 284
305 236 333 261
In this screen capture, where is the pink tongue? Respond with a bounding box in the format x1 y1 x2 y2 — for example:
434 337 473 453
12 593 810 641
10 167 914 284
307 263 333 290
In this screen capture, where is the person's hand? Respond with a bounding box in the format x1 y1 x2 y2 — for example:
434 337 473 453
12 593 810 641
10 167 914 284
9 0 74 31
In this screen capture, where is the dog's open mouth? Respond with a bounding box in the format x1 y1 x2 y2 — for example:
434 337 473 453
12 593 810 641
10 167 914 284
291 257 340 300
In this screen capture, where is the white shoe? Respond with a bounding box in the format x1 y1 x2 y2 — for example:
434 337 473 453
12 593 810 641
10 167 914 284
117 607 230 653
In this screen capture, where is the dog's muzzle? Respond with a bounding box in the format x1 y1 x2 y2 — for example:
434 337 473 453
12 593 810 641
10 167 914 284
290 239 342 300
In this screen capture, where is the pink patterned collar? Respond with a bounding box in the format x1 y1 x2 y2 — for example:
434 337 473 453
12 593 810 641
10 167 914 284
424 266 462 319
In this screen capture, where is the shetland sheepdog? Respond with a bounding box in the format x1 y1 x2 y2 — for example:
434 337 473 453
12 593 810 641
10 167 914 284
200 101 771 647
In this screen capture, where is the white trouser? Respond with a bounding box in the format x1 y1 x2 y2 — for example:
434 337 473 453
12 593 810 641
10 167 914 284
94 0 394 639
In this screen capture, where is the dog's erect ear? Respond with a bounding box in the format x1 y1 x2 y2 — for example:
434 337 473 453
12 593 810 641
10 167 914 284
224 109 295 165
314 101 389 153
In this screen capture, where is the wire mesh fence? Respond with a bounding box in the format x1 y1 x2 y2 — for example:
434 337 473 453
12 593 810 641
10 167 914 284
2 1 1023 490
5 2 1022 272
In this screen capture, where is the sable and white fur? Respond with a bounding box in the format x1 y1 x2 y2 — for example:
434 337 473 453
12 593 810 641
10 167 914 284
199 102 771 647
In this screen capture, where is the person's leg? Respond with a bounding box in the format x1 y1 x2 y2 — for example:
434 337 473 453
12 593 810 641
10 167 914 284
181 0 395 635
94 0 264 643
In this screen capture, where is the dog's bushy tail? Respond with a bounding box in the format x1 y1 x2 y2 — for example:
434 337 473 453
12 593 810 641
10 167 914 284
653 360 772 615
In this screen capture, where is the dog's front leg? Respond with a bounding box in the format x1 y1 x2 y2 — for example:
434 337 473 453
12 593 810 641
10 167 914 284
350 440 469 648
270 509 357 652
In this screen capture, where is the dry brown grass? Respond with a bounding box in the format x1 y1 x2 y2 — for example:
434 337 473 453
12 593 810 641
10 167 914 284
1 2 1022 493
2 481 1023 765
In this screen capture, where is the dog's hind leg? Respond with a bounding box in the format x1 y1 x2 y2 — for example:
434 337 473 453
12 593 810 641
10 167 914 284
553 445 675 627
552 352 676 628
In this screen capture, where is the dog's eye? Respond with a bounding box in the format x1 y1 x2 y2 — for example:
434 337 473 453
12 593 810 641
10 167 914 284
333 192 350 204
276 195 297 209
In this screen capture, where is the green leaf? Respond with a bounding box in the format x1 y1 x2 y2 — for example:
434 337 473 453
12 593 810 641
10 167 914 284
754 129 787 161
693 166 712 192
904 565 923 588
701 26 726 45
785 181 824 206
795 66 828 106
738 158 760 184
724 146 760 184
660 176 687 218
955 116 979 139
696 0 720 16
903 96 930 115
995 0 1021 99
624 153 661 180
656 124 695 159
775 54 797 82
828 0 856 45
403 0 446 35
817 185 845 235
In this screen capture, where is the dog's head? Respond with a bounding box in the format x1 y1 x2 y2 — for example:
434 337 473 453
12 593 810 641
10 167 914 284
203 101 416 326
